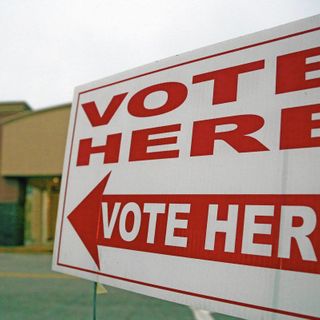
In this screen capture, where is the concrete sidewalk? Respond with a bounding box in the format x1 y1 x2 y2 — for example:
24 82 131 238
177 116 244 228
0 253 242 320
0 253 195 320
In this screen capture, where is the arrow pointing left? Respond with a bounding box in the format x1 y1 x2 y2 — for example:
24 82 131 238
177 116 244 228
67 172 111 269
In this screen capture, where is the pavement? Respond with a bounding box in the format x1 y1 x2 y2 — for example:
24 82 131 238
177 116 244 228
0 252 243 320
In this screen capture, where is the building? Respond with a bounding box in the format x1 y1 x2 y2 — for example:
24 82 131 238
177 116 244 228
0 102 70 247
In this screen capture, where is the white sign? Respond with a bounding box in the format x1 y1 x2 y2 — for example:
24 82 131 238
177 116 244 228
53 15 320 320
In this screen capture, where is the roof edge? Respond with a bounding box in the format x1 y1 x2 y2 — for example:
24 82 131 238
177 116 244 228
1 102 71 125
0 101 32 111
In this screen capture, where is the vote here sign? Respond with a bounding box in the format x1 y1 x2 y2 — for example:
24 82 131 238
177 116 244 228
52 15 320 320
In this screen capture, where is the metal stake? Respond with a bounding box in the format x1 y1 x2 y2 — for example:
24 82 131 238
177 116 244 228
93 282 97 320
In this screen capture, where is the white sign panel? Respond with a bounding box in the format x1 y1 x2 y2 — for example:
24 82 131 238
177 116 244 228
53 15 320 320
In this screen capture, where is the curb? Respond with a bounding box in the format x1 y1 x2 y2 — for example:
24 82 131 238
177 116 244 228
0 245 53 254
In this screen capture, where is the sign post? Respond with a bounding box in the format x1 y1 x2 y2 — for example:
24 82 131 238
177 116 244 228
93 282 97 320
53 15 320 320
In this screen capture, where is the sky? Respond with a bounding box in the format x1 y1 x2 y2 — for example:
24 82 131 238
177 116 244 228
0 0 319 110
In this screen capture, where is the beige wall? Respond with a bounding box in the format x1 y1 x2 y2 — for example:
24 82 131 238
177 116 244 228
0 177 20 202
0 102 31 199
1 105 70 176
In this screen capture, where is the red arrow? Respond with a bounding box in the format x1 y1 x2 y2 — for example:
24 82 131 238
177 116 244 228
67 174 320 275
67 172 111 269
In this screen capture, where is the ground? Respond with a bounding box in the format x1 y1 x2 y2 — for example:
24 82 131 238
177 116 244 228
0 253 242 320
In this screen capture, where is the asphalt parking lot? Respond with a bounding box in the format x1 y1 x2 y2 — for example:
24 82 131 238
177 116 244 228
0 253 242 320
